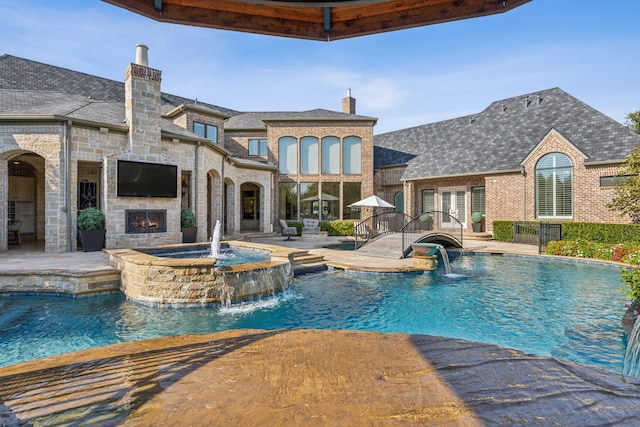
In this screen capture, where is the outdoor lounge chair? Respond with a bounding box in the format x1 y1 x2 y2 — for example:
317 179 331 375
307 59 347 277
279 219 297 241
302 218 320 232
8 219 21 246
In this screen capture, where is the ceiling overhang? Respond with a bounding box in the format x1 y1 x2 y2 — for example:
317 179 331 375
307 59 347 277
102 0 532 41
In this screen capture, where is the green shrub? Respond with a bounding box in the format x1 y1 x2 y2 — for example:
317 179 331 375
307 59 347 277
492 221 513 242
320 220 355 236
77 208 105 230
562 222 640 244
471 212 484 223
181 208 196 228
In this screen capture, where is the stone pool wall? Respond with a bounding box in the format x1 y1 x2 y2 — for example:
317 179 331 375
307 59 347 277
105 241 296 307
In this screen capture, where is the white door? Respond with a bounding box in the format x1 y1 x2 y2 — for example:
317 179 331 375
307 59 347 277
440 188 466 228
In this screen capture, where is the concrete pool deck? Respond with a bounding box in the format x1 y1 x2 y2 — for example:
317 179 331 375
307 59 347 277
1 237 639 425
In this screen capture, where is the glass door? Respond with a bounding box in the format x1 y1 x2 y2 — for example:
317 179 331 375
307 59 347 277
440 188 466 228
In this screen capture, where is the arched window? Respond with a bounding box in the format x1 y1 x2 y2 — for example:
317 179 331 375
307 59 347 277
342 136 361 174
278 136 297 174
300 136 319 174
535 153 573 219
394 192 404 213
321 136 340 174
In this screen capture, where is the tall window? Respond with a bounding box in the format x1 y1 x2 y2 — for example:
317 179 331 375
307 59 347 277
422 189 434 213
343 182 361 220
300 136 319 174
321 136 340 174
279 182 298 220
300 182 319 219
249 139 268 156
394 192 404 213
471 187 485 215
536 153 573 218
343 136 362 174
321 182 340 220
278 137 297 174
194 122 218 143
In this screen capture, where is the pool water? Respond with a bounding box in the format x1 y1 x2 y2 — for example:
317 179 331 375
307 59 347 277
0 255 627 373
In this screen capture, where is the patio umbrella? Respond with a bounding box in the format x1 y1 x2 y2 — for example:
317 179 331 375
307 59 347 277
347 195 395 209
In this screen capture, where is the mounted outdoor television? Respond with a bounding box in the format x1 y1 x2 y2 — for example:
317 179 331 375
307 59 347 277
117 160 178 198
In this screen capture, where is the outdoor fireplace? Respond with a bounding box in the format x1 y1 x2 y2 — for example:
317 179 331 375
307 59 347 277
125 210 167 233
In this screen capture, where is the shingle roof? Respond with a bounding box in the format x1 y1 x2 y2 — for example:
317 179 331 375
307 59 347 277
225 109 377 130
0 54 240 118
374 88 640 180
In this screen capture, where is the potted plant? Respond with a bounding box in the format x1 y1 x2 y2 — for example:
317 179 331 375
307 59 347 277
419 213 433 230
77 207 105 252
181 208 198 243
471 212 484 232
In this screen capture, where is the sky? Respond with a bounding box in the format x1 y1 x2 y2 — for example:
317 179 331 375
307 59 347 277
1 0 638 134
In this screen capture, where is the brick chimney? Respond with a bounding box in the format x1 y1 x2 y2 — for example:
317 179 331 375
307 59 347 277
342 88 356 114
124 44 162 152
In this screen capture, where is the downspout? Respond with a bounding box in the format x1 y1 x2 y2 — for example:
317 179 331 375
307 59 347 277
221 153 226 235
521 165 527 220
65 120 72 252
194 141 200 231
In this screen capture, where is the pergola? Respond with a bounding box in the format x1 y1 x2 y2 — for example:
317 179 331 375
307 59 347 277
102 0 532 41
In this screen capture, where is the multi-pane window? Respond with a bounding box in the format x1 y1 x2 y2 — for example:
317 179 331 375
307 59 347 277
321 136 340 174
194 122 218 143
536 153 573 219
278 137 297 174
471 187 485 215
342 136 362 174
422 189 435 213
343 182 361 220
300 136 319 174
249 139 268 156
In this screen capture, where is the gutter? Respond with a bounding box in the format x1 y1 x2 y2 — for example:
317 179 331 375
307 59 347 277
404 168 523 182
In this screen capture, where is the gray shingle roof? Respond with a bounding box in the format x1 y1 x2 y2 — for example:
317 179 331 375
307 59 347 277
374 88 640 180
0 54 240 118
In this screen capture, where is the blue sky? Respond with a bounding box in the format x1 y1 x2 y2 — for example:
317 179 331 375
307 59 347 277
1 0 638 134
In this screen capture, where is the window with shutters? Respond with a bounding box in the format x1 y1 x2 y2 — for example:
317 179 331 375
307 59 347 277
535 153 573 219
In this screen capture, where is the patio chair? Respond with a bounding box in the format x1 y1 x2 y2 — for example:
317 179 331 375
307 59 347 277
8 219 21 246
279 219 297 241
302 218 320 232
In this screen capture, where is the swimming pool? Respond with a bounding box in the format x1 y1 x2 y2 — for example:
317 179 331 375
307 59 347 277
0 255 627 373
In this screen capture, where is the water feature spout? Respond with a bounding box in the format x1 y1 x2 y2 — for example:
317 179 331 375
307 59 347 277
210 220 222 258
623 318 640 377
438 246 452 275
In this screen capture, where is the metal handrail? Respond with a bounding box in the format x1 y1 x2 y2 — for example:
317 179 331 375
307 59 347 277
353 212 412 249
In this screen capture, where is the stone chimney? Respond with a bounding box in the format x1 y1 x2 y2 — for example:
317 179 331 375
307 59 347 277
124 44 162 152
342 88 356 114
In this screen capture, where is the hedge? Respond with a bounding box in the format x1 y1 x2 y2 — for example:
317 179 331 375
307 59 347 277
319 220 355 236
492 220 640 244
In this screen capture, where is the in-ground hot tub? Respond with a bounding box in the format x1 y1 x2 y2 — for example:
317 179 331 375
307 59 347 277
106 241 296 308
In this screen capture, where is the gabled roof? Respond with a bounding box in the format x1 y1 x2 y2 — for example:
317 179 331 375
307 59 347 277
225 109 377 131
0 54 239 118
374 88 640 180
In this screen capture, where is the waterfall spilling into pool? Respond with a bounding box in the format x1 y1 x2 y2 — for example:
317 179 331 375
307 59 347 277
210 219 222 258
623 319 640 377
438 246 452 275
106 239 295 308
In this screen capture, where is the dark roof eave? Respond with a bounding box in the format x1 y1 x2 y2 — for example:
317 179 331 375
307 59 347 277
228 157 277 171
164 104 231 119
404 167 523 182
0 114 129 132
262 117 378 124
584 159 627 167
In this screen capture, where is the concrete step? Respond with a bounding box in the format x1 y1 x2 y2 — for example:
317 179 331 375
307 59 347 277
293 261 328 275
463 233 493 241
293 254 325 265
